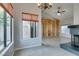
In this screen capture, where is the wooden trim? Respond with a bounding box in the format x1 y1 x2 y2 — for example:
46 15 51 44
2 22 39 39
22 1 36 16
22 12 38 16
22 19 38 22
22 12 38 22
10 3 13 8
0 3 13 17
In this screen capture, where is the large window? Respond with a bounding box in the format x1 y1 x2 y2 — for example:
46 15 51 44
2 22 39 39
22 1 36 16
23 21 37 40
61 25 70 34
0 6 4 51
0 6 13 52
22 12 38 40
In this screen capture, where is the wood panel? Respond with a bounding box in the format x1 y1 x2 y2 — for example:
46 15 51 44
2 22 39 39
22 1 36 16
42 19 60 38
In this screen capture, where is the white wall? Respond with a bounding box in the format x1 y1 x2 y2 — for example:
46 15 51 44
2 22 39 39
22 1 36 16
73 4 79 25
13 3 42 50
61 17 73 25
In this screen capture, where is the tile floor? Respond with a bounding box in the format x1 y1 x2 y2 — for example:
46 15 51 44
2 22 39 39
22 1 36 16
14 37 76 56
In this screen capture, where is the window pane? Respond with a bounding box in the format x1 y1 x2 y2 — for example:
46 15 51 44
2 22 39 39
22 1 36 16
30 22 34 38
30 22 37 38
36 22 38 37
0 6 4 51
0 7 4 18
6 12 11 45
23 21 30 40
61 25 70 34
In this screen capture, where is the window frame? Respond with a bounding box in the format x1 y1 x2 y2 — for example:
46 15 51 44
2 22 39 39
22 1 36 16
6 12 12 46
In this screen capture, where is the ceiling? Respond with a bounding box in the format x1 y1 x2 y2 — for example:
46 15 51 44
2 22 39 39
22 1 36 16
42 3 73 20
12 3 73 21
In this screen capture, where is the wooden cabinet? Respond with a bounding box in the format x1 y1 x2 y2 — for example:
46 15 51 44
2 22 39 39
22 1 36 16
42 19 60 38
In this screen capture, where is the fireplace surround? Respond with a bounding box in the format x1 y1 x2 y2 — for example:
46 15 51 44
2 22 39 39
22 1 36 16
68 25 79 47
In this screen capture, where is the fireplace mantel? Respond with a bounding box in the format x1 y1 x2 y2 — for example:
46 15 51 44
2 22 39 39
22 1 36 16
68 25 79 28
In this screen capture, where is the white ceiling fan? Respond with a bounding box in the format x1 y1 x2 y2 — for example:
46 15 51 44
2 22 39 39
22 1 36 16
57 7 65 16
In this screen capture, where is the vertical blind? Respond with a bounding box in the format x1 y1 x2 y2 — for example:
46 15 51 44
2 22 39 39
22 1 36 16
22 12 38 22
0 3 13 17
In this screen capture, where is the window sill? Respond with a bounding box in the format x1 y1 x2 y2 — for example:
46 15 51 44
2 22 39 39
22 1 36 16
0 42 14 56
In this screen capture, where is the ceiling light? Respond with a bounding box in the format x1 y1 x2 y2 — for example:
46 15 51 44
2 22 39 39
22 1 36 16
38 3 52 10
57 13 61 16
57 7 65 16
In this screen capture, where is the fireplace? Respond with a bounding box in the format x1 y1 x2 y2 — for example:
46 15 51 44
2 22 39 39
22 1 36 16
71 35 79 47
59 25 79 55
68 25 79 47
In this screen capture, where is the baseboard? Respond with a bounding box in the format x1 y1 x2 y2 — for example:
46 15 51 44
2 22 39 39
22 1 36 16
14 43 42 52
